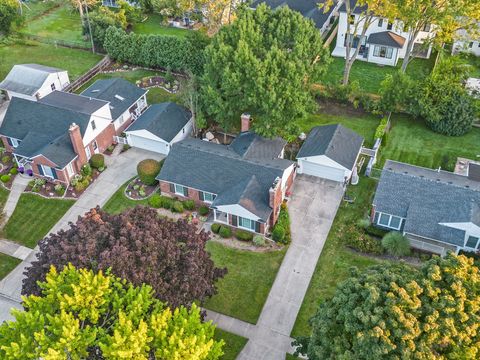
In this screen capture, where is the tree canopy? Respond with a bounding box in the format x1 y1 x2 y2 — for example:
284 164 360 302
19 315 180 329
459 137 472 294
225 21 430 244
0 0 23 35
295 254 480 359
200 4 330 138
1 264 224 359
22 206 226 309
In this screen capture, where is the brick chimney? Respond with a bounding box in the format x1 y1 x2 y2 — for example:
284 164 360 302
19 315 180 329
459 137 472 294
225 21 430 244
241 113 251 132
69 123 87 165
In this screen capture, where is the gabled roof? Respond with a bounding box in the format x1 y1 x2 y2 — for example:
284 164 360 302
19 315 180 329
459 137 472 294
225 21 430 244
368 31 406 48
339 0 367 14
125 103 191 142
229 132 286 159
39 91 109 115
297 124 364 170
81 78 147 120
0 64 66 96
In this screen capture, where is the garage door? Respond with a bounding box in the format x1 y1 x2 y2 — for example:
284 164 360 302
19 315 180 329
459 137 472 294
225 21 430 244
127 134 169 155
299 160 346 182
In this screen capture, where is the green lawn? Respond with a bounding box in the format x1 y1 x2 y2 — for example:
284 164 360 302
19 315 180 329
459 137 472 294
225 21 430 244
291 177 383 337
103 179 149 214
214 329 248 360
378 114 480 172
205 241 286 324
0 41 102 80
21 5 88 46
132 14 189 37
0 186 9 210
23 0 61 22
3 194 75 248
0 254 21 280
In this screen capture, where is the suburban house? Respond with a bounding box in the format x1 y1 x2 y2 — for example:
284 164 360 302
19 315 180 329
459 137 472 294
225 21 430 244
157 115 296 234
250 0 340 35
0 92 116 183
452 28 480 57
332 2 435 66
124 102 193 155
372 160 480 256
297 124 363 183
0 64 70 101
81 78 148 135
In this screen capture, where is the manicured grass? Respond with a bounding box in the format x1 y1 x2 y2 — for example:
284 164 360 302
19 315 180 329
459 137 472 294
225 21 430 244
132 14 189 37
378 114 480 171
0 254 21 280
103 179 149 215
291 177 383 337
21 5 88 46
0 186 9 210
3 194 75 248
214 329 248 360
205 241 286 324
23 0 61 21
0 41 102 81
286 355 301 360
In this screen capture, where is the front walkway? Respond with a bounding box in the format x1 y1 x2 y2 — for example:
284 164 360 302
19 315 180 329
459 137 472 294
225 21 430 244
3 175 29 221
0 148 161 305
0 239 32 260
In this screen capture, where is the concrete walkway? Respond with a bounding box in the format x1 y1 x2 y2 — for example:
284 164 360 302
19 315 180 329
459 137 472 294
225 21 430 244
0 148 162 304
0 239 32 260
3 176 29 221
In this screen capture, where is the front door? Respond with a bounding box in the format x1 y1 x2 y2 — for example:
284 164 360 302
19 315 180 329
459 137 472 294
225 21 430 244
92 140 99 154
85 145 92 159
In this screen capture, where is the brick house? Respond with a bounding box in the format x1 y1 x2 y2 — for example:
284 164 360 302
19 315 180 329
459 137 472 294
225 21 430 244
157 115 296 234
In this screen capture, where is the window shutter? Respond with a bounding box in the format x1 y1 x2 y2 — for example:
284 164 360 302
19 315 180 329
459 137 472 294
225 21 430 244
52 168 58 180
6 138 12 146
183 187 189 197
169 183 175 193
37 164 44 176
231 215 238 227
199 191 204 201
255 221 261 233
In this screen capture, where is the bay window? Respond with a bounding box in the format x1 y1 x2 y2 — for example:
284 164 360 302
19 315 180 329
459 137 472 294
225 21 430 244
373 45 393 59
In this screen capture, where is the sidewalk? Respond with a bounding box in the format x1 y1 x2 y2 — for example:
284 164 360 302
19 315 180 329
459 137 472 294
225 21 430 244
3 176 29 221
0 239 32 260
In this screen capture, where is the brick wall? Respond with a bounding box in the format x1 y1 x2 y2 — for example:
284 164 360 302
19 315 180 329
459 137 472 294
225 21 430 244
1 136 14 153
159 181 206 205
31 156 69 184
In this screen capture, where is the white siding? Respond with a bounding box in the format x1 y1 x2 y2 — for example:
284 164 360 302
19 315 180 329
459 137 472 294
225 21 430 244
36 71 70 99
297 155 350 182
214 204 261 222
82 104 113 146
127 133 170 154
170 118 193 143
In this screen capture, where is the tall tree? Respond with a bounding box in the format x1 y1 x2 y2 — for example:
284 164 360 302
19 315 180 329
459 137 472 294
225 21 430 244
201 4 330 138
1 264 224 359
0 0 23 35
395 0 480 72
295 254 480 359
68 0 99 25
22 206 226 309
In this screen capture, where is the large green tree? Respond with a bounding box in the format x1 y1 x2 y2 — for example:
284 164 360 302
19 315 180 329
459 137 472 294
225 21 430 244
295 254 480 359
0 0 23 35
201 4 330 138
1 264 224 359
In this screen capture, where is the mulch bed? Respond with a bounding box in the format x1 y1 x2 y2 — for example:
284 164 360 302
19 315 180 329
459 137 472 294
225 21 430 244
0 154 19 190
104 144 117 156
138 76 179 93
65 169 102 199
124 177 158 200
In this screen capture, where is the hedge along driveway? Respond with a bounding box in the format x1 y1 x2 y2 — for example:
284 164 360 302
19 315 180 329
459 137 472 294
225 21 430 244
3 194 75 248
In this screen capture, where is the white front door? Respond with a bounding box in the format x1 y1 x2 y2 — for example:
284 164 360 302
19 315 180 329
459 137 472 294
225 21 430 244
41 165 55 178
85 145 92 159
66 162 74 179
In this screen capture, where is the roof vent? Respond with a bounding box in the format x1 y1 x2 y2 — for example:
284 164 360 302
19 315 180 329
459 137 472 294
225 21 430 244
114 94 125 101
91 89 100 93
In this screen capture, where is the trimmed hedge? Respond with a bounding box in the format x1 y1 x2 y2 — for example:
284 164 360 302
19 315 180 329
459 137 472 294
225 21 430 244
183 200 195 211
374 116 388 140
137 159 161 186
172 200 184 213
0 174 11 183
272 203 291 244
272 226 285 242
148 194 162 208
235 229 254 242
90 154 105 169
199 206 209 216
211 223 221 234
219 226 232 238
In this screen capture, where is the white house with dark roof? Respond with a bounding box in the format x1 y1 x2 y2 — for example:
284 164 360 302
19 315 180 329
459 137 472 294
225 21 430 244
332 1 435 66
0 64 70 101
452 26 480 57
296 124 363 183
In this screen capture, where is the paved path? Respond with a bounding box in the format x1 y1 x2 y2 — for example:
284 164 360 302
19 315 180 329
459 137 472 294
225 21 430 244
0 239 32 260
0 148 162 305
3 176 29 221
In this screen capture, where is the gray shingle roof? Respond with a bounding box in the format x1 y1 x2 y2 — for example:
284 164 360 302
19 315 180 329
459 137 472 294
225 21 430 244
373 160 480 247
0 64 66 96
39 91 108 115
229 132 286 159
125 103 191 142
339 0 367 14
157 138 293 221
368 31 406 48
81 78 146 120
296 124 363 170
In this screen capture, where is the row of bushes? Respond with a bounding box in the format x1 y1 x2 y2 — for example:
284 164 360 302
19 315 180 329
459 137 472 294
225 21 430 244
272 203 291 244
210 223 265 245
148 193 209 215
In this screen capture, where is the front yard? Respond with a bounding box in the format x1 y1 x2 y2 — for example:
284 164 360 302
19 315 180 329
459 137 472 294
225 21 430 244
3 194 75 248
214 329 248 360
0 254 21 280
103 179 149 214
0 187 9 210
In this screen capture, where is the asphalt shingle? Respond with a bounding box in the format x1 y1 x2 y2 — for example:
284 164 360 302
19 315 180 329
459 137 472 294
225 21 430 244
0 64 65 96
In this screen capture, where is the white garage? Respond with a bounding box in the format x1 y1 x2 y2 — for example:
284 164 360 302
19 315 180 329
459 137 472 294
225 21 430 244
124 102 192 155
297 124 364 183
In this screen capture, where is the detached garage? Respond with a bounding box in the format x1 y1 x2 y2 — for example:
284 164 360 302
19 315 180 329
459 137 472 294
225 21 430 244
296 124 363 183
124 102 192 155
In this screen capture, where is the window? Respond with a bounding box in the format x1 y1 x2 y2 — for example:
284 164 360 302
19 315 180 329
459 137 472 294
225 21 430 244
373 45 394 59
238 217 255 231
344 34 364 48
50 83 56 91
422 23 431 32
469 42 474 48
85 145 92 160
387 21 393 30
465 236 479 249
91 120 96 131
175 184 186 196
204 192 215 203
40 165 55 178
92 140 98 152
378 18 383 27
377 213 402 230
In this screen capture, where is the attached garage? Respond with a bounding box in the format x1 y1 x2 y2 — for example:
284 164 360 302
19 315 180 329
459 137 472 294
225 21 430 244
124 102 192 155
296 124 364 183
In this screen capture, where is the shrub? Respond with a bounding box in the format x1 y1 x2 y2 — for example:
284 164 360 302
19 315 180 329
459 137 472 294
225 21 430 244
183 200 195 211
172 201 184 213
357 218 371 230
235 229 253 241
137 159 161 186
9 167 18 175
211 223 221 234
273 203 291 244
81 163 92 177
1 155 11 164
107 145 114 152
74 182 87 192
253 235 265 246
382 232 411 257
365 225 388 238
138 188 146 197
345 226 384 255
54 184 65 196
272 226 285 242
219 226 232 238
122 144 131 152
148 194 162 208
374 117 389 140
159 196 173 209
0 174 11 183
199 206 209 216
90 154 105 169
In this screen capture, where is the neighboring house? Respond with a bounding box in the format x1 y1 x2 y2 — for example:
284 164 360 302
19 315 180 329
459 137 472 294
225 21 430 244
124 102 193 155
81 78 148 135
332 2 434 66
452 28 480 57
157 114 296 234
297 124 363 183
372 160 480 256
0 64 70 101
250 0 340 34
0 92 116 184
102 0 138 7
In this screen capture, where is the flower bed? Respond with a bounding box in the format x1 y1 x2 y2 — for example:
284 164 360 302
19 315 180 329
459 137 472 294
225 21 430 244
137 76 179 93
124 177 158 200
0 152 19 190
25 178 68 198
65 165 103 198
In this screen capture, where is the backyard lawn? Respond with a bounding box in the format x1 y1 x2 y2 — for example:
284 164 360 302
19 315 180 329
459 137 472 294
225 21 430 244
132 14 189 37
205 241 286 324
214 329 248 360
3 194 75 248
0 41 102 81
291 177 383 337
0 254 21 280
378 114 480 171
103 179 149 214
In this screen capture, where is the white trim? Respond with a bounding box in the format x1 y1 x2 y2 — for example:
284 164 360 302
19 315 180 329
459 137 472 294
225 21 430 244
213 209 229 224
174 183 186 196
40 164 55 179
238 216 256 231
376 211 403 230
